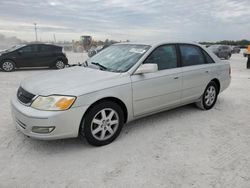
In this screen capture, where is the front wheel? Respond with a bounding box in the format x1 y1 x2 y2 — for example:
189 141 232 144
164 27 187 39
80 101 124 146
196 81 218 110
1 60 15 72
55 60 65 69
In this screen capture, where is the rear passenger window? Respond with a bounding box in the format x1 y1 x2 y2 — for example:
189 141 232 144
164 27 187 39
144 45 177 70
54 46 62 52
40 45 52 52
203 51 215 64
222 46 228 50
180 45 205 66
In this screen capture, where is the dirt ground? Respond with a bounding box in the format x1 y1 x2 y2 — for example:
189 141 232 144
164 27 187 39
0 52 250 188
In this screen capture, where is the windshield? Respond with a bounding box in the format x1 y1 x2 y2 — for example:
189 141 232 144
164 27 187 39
5 44 25 52
88 44 150 72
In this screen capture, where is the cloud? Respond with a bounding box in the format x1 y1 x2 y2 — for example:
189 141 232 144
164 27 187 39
0 0 249 42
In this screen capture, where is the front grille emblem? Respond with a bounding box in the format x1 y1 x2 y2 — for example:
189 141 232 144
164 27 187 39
18 91 22 97
17 87 35 105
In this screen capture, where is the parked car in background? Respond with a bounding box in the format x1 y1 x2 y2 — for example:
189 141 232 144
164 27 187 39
0 43 68 72
243 49 248 57
88 44 109 57
11 42 231 146
208 45 232 59
231 46 241 54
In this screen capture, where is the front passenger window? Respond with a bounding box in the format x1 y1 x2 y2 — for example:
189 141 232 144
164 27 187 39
144 45 177 70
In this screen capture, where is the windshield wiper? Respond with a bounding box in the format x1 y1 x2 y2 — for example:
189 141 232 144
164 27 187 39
91 62 107 70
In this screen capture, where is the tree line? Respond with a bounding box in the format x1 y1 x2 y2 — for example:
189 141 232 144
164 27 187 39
200 40 250 48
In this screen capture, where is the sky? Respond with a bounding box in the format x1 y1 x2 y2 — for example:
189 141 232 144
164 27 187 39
0 0 250 42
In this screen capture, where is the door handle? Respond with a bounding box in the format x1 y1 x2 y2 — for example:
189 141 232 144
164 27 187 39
174 77 179 79
205 70 209 73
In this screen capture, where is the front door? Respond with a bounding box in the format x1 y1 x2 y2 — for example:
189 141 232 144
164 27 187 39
131 44 182 117
16 45 39 67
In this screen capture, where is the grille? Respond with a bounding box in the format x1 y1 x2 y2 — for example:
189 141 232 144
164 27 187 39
17 87 35 105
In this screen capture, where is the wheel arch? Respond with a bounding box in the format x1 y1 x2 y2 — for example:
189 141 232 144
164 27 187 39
211 78 220 93
1 58 16 65
0 59 17 69
55 57 68 65
81 97 128 125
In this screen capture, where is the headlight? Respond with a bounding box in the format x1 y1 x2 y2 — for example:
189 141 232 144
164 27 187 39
31 95 76 111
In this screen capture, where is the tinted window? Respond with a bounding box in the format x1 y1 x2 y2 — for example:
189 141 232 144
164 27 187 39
21 45 38 53
180 45 205 66
40 45 52 52
222 46 229 50
144 45 177 70
53 46 62 52
203 51 215 64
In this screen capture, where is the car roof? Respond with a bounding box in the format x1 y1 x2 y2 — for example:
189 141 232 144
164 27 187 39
114 41 204 48
25 42 62 48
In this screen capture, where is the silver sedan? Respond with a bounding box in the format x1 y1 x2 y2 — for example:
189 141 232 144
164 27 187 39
11 42 231 146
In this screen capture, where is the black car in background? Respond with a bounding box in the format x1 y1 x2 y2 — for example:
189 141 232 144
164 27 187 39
208 45 232 59
0 43 68 72
231 46 241 54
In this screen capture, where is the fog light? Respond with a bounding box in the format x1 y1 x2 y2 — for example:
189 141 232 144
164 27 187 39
32 126 55 134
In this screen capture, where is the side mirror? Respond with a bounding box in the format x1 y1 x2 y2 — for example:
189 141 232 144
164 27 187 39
134 64 158 75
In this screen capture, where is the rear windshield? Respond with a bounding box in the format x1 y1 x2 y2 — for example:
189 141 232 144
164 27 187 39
208 45 220 50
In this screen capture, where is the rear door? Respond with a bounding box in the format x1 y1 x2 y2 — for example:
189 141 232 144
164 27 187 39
37 44 56 67
131 44 182 116
179 44 213 103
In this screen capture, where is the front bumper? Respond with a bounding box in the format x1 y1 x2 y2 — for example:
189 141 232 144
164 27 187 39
11 96 88 140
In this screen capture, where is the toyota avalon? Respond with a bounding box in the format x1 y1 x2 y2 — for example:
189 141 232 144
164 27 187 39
11 42 231 146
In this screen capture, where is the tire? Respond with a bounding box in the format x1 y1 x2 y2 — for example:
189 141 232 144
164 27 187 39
80 101 124 146
225 54 230 60
1 60 15 72
196 81 218 110
55 59 65 69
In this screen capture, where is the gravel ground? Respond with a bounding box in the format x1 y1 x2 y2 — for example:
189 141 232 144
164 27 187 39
0 52 250 188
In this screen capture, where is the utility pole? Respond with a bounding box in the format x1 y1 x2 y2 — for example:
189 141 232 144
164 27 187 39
53 34 56 43
34 23 38 41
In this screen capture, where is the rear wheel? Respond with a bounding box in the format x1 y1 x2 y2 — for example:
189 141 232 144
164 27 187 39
55 60 65 69
80 101 124 146
225 53 231 60
196 81 218 110
1 60 15 72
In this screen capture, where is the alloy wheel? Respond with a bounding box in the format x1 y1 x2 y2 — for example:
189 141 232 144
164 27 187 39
91 108 119 141
2 61 14 71
204 86 216 106
55 60 65 69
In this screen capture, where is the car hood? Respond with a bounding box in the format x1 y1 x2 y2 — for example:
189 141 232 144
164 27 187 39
21 67 124 96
